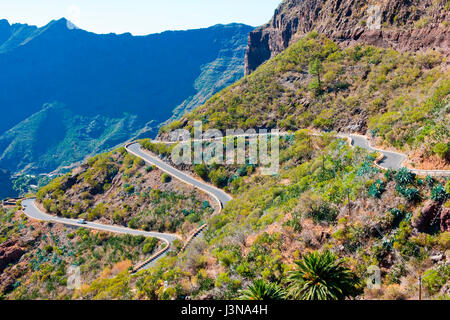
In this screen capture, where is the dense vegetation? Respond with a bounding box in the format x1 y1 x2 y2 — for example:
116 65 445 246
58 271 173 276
141 136 284 193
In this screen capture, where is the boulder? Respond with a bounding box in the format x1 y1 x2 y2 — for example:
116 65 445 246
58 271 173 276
0 241 25 273
440 207 450 233
412 200 441 233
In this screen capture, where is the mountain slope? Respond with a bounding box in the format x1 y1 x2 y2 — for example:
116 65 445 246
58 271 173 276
0 169 15 199
4 0 450 301
163 32 449 169
0 19 253 174
245 0 449 74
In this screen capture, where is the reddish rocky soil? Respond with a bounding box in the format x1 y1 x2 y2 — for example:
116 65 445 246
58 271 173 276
0 241 25 273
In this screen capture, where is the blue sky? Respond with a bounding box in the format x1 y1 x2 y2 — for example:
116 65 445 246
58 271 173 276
0 0 281 35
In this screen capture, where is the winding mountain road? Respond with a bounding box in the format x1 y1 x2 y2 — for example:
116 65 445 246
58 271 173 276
19 130 449 272
126 142 233 207
22 199 180 243
349 134 406 169
346 134 449 176
167 130 448 175
20 142 234 272
21 198 180 270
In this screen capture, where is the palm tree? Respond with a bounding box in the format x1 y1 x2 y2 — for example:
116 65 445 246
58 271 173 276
239 279 285 300
286 251 361 300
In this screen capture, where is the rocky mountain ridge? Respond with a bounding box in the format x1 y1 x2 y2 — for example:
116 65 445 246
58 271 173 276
0 19 253 178
245 0 449 74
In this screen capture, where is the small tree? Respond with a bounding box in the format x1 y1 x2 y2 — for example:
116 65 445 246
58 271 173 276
309 57 324 95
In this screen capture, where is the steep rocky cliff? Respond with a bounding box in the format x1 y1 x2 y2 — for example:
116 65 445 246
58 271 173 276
246 0 449 74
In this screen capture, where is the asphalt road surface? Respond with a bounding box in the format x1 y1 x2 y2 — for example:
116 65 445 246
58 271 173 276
21 198 179 270
349 134 407 170
20 132 447 272
126 142 233 208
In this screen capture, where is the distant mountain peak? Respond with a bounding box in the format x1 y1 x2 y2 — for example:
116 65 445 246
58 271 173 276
0 19 10 27
0 22 253 174
46 17 79 31
0 19 12 47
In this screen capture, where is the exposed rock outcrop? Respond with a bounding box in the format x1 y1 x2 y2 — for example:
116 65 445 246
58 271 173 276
0 262 25 294
245 0 450 74
441 207 450 232
0 240 25 273
412 200 442 233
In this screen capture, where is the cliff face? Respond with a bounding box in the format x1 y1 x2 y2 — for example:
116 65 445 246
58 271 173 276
245 0 450 74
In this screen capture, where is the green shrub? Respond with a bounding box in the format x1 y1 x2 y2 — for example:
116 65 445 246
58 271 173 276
238 279 285 300
384 169 395 181
422 265 450 296
396 185 421 202
159 120 183 134
202 201 211 209
194 164 209 180
208 167 228 188
306 203 338 224
128 218 138 229
143 239 157 254
438 232 450 250
44 245 54 254
141 139 174 157
395 168 415 185
433 142 450 160
425 175 434 187
431 184 447 202
286 212 303 232
161 173 171 183
124 184 135 194
368 179 386 198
